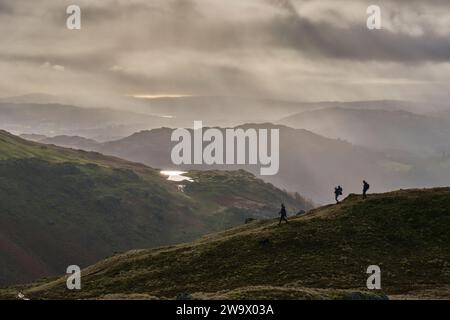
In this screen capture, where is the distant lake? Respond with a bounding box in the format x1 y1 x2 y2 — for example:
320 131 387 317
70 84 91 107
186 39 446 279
160 170 193 182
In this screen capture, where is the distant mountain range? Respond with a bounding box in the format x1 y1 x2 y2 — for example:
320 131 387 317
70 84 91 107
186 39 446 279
0 102 173 141
40 135 100 151
132 97 448 122
3 94 447 141
0 130 310 286
279 107 450 157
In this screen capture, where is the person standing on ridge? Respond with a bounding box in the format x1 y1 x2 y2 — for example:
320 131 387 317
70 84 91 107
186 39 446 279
363 180 370 199
278 203 288 225
334 186 343 204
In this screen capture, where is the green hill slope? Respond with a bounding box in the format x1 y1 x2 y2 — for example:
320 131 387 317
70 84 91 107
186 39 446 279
0 130 310 286
5 187 449 300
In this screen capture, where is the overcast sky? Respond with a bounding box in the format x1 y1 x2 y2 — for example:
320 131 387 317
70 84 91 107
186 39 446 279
1 0 450 105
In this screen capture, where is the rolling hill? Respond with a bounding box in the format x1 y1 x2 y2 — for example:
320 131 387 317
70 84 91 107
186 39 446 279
39 135 101 151
279 108 450 157
19 134 101 151
0 130 310 286
3 187 449 300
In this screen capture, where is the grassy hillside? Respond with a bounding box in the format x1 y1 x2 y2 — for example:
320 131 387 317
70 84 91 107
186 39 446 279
0 130 310 286
4 187 449 300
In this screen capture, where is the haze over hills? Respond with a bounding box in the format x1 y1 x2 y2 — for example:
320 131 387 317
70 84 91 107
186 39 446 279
3 187 449 300
280 108 450 157
97 124 398 204
29 124 450 204
0 101 172 141
39 136 101 151
3 94 445 139
0 130 310 286
124 97 414 126
428 109 450 123
0 93 64 105
7 94 450 203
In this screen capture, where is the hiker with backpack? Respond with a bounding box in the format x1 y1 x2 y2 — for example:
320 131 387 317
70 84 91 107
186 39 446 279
334 185 343 204
278 203 288 225
363 180 370 199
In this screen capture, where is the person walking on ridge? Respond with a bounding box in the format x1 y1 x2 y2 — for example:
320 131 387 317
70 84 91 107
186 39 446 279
363 180 370 199
278 203 288 225
334 185 343 204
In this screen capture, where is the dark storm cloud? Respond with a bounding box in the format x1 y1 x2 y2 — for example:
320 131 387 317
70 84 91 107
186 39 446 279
262 15 450 63
258 0 450 63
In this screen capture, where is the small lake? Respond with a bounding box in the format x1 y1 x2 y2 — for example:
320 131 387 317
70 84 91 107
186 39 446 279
160 170 193 182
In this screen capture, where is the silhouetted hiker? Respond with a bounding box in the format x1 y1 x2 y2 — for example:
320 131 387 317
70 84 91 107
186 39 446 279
363 180 370 199
334 186 343 204
278 203 288 225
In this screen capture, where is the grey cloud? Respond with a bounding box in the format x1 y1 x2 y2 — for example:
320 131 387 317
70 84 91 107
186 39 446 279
0 2 13 15
262 15 450 63
0 0 450 103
